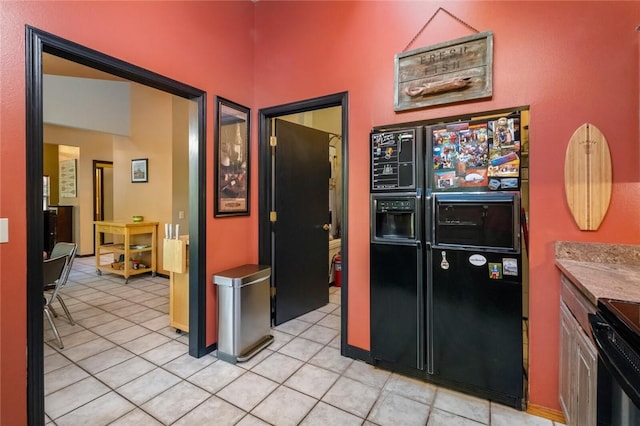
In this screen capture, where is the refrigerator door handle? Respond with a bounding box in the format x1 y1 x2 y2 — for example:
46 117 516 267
425 192 432 246
424 247 434 375
416 244 424 371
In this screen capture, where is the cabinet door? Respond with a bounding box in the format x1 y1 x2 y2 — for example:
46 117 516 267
559 302 575 424
55 206 73 242
44 210 57 254
575 326 597 426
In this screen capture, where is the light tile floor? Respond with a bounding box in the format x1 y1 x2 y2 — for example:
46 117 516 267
44 255 566 425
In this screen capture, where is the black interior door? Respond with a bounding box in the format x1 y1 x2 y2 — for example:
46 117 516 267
273 119 329 325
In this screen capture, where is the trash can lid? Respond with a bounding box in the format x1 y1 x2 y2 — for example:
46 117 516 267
212 264 271 287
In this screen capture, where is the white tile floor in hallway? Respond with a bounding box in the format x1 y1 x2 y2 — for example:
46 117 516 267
44 255 566 425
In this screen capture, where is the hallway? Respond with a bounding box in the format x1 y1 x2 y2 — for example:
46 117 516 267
44 256 563 425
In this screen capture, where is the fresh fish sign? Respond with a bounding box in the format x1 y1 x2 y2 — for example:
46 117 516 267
394 32 493 111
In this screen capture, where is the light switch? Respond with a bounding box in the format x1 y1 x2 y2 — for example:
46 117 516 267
178 211 185 219
0 218 8 243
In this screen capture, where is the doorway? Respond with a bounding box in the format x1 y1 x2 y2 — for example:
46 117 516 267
26 27 208 425
258 93 349 353
93 161 114 247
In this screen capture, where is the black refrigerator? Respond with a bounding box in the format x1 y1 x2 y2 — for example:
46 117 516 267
369 110 525 409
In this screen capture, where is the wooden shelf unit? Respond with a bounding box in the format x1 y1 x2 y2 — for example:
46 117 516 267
94 220 158 283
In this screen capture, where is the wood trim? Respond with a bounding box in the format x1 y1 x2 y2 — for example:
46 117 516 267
25 26 46 426
189 93 208 358
526 403 566 423
338 93 349 355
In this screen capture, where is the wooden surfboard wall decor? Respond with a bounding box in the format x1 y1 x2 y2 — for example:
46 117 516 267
564 123 612 231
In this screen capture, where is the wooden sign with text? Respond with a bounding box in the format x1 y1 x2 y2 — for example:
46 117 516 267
394 32 493 111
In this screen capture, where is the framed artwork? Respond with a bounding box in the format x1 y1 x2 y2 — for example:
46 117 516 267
394 31 493 111
131 158 148 183
59 159 77 197
43 175 50 210
215 96 250 217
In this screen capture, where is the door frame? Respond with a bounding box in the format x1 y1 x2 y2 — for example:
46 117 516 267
26 26 208 425
258 92 349 354
92 160 113 248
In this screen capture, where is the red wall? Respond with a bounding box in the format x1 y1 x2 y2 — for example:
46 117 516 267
1 1 639 422
252 0 640 413
0 2 256 423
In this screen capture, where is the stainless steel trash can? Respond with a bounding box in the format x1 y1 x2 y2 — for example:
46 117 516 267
213 264 273 363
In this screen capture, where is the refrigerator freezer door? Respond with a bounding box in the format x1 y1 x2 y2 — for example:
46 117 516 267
370 243 426 371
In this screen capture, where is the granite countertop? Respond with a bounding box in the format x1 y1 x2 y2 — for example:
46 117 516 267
555 241 640 304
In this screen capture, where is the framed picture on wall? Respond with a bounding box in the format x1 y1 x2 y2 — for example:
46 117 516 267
214 96 250 217
59 159 77 198
131 158 148 183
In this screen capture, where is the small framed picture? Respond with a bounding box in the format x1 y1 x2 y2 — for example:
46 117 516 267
131 158 148 183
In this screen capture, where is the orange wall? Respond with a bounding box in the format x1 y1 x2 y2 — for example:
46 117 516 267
1 1 639 422
0 1 255 423
253 0 640 412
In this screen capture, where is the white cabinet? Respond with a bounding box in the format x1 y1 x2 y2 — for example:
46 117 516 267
559 295 597 426
559 302 574 420
574 322 597 426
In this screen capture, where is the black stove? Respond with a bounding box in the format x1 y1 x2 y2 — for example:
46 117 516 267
590 299 640 423
599 299 640 350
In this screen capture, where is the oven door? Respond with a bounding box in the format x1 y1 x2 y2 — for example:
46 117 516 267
589 313 640 425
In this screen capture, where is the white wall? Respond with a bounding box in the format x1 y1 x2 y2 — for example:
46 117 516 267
44 81 189 267
112 84 174 272
172 96 190 232
44 74 131 136
44 127 115 255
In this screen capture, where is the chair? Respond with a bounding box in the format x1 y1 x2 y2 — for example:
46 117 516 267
43 255 68 349
46 242 78 326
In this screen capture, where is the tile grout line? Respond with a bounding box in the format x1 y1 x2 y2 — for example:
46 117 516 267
48 261 344 424
45 267 181 423
47 260 550 426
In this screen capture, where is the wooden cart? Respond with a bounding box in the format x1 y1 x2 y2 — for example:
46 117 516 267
94 220 158 283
